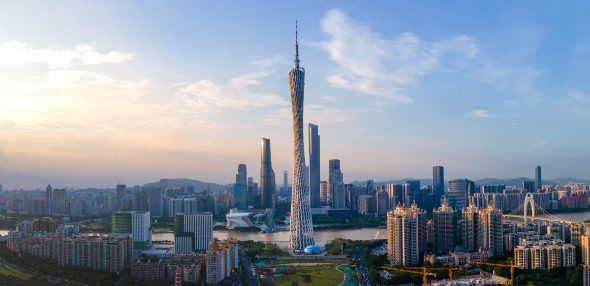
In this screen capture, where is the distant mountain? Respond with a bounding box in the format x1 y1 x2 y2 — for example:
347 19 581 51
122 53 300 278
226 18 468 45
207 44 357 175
350 179 433 189
141 179 231 191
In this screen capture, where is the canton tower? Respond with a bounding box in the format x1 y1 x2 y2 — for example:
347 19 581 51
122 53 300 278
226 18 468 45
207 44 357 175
289 22 315 250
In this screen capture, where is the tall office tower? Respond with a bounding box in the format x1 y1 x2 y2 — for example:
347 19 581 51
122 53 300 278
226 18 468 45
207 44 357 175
433 166 444 208
283 171 288 196
112 211 152 251
406 180 420 206
332 170 346 209
387 202 427 266
148 186 163 217
478 205 504 256
135 190 149 211
376 190 389 217
247 177 254 208
448 179 470 210
160 179 169 191
462 204 480 252
52 189 67 215
260 138 274 209
233 165 247 211
116 184 126 199
133 185 140 194
366 180 374 194
288 26 315 250
308 123 321 208
535 166 542 191
328 159 340 206
523 181 535 193
582 230 590 265
45 184 53 215
387 184 403 211
433 198 457 254
320 181 328 205
174 213 213 253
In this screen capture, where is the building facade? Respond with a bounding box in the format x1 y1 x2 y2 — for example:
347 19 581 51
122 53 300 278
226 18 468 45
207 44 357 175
387 202 427 266
308 123 321 208
433 198 457 254
174 213 213 253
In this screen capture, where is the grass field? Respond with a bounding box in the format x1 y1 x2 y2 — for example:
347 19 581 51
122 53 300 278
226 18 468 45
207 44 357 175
0 266 29 280
265 259 347 265
270 263 345 286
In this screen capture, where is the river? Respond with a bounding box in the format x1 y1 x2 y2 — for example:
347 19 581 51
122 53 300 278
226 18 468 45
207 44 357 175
0 211 587 245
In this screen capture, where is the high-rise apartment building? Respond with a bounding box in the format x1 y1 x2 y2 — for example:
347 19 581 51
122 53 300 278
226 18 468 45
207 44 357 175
462 204 480 252
387 202 427 266
478 205 504 256
135 190 149 211
174 213 213 253
260 138 274 209
582 230 590 265
160 179 169 191
523 181 535 193
45 184 52 215
52 189 67 215
448 179 470 211
433 166 444 208
308 123 321 208
366 180 374 194
433 198 457 254
288 29 315 250
406 180 420 206
535 166 542 191
206 238 239 284
112 211 152 251
117 184 126 200
320 181 328 205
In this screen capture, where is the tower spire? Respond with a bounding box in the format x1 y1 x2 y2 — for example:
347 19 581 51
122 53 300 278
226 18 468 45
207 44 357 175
295 20 300 69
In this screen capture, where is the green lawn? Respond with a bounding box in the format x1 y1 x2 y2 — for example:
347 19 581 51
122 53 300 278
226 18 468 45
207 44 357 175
266 259 346 265
272 264 344 286
0 266 29 280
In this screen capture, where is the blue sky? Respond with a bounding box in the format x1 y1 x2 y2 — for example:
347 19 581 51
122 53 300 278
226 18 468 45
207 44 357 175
0 1 589 189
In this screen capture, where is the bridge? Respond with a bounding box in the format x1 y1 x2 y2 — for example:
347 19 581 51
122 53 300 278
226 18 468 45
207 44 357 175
503 193 566 222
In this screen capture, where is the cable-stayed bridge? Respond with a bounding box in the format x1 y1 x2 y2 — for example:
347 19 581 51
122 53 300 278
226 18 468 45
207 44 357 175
503 193 566 222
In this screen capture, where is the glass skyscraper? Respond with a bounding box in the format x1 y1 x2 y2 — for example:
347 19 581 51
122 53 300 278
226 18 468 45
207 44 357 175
308 123 321 208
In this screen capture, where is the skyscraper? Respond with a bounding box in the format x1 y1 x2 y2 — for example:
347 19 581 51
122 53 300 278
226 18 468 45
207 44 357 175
234 165 247 211
479 205 504 256
448 179 470 211
332 169 345 209
45 184 52 215
283 171 288 196
53 189 67 215
112 211 152 251
433 166 444 208
288 24 315 250
320 181 328 205
535 166 542 191
116 184 126 200
260 138 274 209
309 124 320 208
174 213 213 253
328 159 340 206
148 186 163 217
406 180 420 206
387 184 403 211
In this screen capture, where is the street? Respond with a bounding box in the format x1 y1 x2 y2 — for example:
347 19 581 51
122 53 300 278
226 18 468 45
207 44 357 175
355 247 374 286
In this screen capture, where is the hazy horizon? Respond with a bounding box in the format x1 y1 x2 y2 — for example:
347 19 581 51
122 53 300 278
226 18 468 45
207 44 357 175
1 1 589 189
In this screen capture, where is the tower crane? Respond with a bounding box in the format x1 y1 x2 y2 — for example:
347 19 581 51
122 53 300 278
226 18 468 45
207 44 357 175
406 265 461 281
472 261 522 284
381 267 436 285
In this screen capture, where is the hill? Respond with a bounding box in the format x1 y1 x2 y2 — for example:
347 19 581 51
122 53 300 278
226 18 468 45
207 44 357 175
141 178 231 191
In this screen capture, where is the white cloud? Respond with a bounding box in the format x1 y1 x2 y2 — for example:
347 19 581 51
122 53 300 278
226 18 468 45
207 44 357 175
561 90 590 116
0 41 135 68
314 9 478 103
473 64 543 95
465 109 498 118
525 141 548 151
322 96 336 101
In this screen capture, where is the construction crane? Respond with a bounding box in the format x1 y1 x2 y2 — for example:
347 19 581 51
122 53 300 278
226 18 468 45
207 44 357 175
406 265 461 281
472 261 522 284
382 267 436 285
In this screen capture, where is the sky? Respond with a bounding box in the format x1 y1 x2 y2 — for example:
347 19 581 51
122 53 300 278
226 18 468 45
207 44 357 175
0 1 589 190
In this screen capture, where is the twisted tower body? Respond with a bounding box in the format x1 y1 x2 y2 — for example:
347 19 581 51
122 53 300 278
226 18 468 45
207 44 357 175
289 24 315 250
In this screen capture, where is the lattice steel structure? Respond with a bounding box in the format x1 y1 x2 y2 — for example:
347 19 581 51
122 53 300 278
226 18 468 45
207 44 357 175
288 22 315 250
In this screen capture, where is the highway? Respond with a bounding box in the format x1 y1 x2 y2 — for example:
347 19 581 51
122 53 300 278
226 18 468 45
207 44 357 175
355 247 374 286
240 248 257 286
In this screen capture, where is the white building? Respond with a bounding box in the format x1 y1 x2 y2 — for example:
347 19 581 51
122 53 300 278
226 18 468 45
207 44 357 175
387 201 426 266
112 211 152 251
225 209 253 230
174 213 213 253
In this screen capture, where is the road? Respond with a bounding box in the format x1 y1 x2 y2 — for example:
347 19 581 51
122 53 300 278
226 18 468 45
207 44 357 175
240 248 257 286
355 247 374 286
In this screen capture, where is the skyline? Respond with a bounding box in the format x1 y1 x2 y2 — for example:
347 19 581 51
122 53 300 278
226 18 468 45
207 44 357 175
1 1 590 189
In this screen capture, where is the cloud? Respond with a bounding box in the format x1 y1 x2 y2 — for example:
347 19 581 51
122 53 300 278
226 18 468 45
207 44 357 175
314 9 478 103
262 104 356 126
465 109 498 118
561 90 590 116
322 96 336 101
473 64 543 95
0 41 135 68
